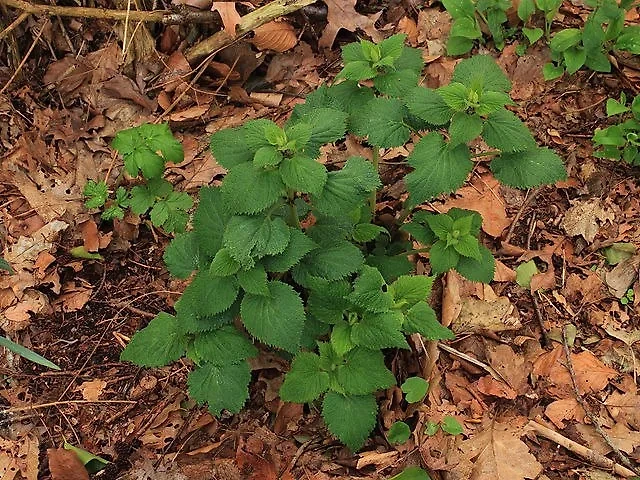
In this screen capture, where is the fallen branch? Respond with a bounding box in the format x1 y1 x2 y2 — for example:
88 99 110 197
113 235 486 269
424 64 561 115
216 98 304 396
0 0 219 24
184 0 317 63
527 420 637 478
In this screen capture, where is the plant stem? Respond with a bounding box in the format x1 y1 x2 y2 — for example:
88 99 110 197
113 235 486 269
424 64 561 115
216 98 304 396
370 147 380 219
287 190 301 229
398 247 431 256
471 150 501 158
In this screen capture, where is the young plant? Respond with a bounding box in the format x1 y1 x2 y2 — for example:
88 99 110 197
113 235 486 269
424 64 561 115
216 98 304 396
544 0 640 79
120 35 566 452
83 123 192 233
442 0 514 54
592 93 640 165
518 0 561 43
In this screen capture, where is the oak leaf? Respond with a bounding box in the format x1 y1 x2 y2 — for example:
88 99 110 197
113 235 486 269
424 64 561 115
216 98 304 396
319 0 383 48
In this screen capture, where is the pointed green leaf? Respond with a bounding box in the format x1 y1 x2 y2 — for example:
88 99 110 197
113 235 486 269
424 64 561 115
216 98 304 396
237 263 269 296
452 55 511 92
188 361 251 416
482 109 536 152
351 311 409 349
404 302 455 340
121 313 187 367
279 155 328 195
181 270 239 317
210 127 253 168
191 325 257 365
221 162 286 215
280 352 330 403
337 348 396 395
455 243 495 283
351 98 411 148
401 376 429 403
263 229 318 272
390 275 434 307
406 87 454 126
193 187 231 259
347 266 394 313
490 147 567 188
322 392 378 451
164 232 200 279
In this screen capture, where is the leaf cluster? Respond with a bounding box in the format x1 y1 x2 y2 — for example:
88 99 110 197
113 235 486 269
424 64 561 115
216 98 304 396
545 0 640 79
83 124 191 232
592 92 640 165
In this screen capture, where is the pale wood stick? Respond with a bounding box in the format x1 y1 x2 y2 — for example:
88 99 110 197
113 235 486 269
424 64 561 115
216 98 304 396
527 420 637 477
0 0 219 24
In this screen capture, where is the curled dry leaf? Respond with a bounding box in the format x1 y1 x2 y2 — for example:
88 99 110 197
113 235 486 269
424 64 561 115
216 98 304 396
47 448 89 480
397 16 419 45
446 418 543 480
318 0 382 48
79 379 108 401
544 397 586 429
211 2 242 35
561 199 614 243
252 21 298 52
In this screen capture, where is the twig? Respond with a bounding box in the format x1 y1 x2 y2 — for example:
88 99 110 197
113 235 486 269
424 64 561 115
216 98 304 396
527 420 637 477
503 187 541 244
0 11 29 42
185 0 318 63
438 343 508 384
0 18 48 95
1 399 137 414
530 292 550 347
0 0 219 24
561 326 638 474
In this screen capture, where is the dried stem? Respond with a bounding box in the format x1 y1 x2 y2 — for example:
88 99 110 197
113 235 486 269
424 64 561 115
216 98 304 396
0 0 219 24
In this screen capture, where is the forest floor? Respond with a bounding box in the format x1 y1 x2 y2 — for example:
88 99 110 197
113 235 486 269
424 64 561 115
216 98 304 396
0 0 640 478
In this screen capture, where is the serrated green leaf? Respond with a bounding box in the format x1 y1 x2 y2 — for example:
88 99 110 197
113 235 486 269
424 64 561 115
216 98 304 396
313 156 380 217
482 109 536 152
337 348 396 395
352 223 386 243
449 112 483 145
188 361 251 416
237 263 269 296
284 122 313 152
279 155 328 195
437 82 469 111
113 124 181 179
121 313 187 367
429 240 460 274
253 146 284 167
426 214 454 240
351 98 410 148
330 321 355 356
83 180 109 209
243 119 282 151
380 34 407 60
101 204 125 221
209 248 241 276
193 187 230 259
405 133 473 205
491 147 566 188
393 46 425 75
137 123 183 163
191 325 257 365
406 87 454 126
401 376 429 403
322 392 377 451
455 244 495 283
388 421 411 444
337 61 378 81
307 280 352 324
175 298 240 334
347 266 394 313
373 70 420 97
288 107 348 157
164 232 200 278
390 275 434 307
241 280 305 352
342 41 367 62
295 240 364 283
221 162 286 215
476 91 514 115
129 184 156 215
223 215 291 268
210 127 253 169
181 270 239 317
351 311 409 349
404 302 455 340
452 55 512 92
453 235 482 260
280 352 330 403
263 229 318 272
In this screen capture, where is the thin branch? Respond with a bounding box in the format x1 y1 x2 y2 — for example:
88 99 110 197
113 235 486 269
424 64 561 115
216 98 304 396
0 11 29 42
561 326 638 474
0 0 219 24
185 0 318 62
527 420 637 478
1 399 137 415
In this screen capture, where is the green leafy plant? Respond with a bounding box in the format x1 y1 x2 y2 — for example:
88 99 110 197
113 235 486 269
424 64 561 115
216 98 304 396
401 376 429 403
544 0 640 80
119 35 566 452
0 256 13 274
424 415 464 436
621 288 635 306
390 467 432 480
442 0 514 54
0 335 60 370
518 0 561 43
593 93 640 165
84 124 192 233
387 421 412 444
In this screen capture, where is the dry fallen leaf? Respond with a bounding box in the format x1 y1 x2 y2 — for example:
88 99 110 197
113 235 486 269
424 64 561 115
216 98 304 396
544 398 586 429
561 199 614 243
211 2 242 35
0 435 39 480
485 344 530 395
47 448 89 480
79 379 107 401
604 255 640 298
318 0 383 48
576 422 640 455
440 173 510 237
452 296 520 334
252 21 298 52
606 391 640 430
447 418 543 480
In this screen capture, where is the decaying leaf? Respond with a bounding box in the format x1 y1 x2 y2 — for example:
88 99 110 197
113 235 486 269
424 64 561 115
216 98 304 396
452 296 520 333
252 21 298 52
446 418 543 480
318 0 383 48
0 435 39 480
561 200 614 243
604 255 640 299
48 448 89 480
576 422 640 455
544 398 585 429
